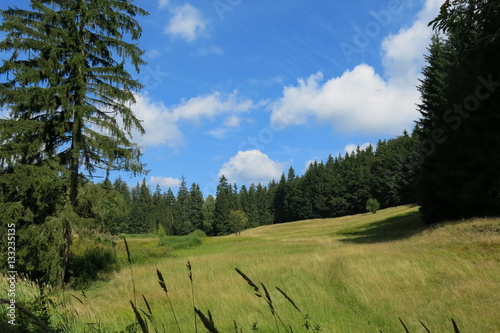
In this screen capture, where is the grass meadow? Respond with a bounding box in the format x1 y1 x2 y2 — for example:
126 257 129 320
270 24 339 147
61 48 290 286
6 205 500 332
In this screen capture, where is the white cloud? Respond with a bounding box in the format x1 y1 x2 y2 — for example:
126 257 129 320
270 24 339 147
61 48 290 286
172 91 254 123
191 46 224 57
270 0 440 135
223 115 241 127
131 91 257 147
131 93 183 148
165 4 207 42
208 128 227 139
150 176 181 188
158 0 170 9
344 142 373 154
218 150 286 184
270 65 417 134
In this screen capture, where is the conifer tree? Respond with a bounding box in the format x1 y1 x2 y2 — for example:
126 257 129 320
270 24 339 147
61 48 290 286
188 183 204 231
175 176 192 235
417 0 500 222
245 184 261 227
272 174 288 223
129 179 153 233
164 188 177 235
212 175 233 235
0 0 148 285
0 0 148 204
255 184 273 225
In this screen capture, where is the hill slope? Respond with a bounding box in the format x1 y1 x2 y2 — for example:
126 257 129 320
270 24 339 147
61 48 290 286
67 205 500 332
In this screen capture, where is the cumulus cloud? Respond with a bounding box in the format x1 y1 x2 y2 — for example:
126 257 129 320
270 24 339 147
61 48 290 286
149 176 181 188
270 66 417 134
131 92 257 148
131 94 183 148
165 4 207 42
218 150 286 184
270 0 441 135
172 91 254 124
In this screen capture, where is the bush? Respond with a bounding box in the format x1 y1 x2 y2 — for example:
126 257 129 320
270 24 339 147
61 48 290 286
190 229 207 238
158 230 206 249
68 246 119 287
366 198 380 214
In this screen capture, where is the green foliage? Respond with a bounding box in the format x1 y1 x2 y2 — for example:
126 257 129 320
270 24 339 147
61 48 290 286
158 224 167 238
66 234 120 287
0 163 73 286
76 182 129 234
202 195 216 233
366 198 380 214
227 210 249 235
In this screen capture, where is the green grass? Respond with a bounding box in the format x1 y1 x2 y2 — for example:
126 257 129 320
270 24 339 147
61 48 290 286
114 235 175 265
52 205 500 331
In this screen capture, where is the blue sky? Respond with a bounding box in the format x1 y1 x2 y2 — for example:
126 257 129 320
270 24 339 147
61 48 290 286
2 0 444 195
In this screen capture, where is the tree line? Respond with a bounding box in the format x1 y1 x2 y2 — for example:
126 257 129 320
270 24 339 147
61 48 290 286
95 130 419 236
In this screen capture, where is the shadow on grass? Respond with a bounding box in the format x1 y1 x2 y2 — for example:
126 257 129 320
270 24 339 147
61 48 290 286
338 211 427 244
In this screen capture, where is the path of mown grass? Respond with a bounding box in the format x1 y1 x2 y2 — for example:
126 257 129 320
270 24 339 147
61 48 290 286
65 205 500 332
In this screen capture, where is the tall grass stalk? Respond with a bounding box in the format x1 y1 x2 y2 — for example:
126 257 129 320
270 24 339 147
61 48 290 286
141 294 165 333
130 300 149 333
194 308 219 333
123 237 137 306
261 282 282 333
156 268 182 333
235 268 293 333
186 261 198 333
275 286 320 331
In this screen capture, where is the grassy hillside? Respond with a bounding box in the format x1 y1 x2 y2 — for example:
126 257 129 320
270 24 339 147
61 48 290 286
59 205 500 332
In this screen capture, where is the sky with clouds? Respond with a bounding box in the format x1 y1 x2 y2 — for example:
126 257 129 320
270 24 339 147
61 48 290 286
2 0 444 195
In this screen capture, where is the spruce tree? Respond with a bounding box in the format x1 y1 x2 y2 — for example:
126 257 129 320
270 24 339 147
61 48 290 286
212 175 233 235
175 176 192 235
0 0 148 204
164 188 177 235
255 184 273 225
0 0 148 285
272 174 288 223
129 179 153 233
245 184 261 227
188 183 204 231
417 0 500 222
